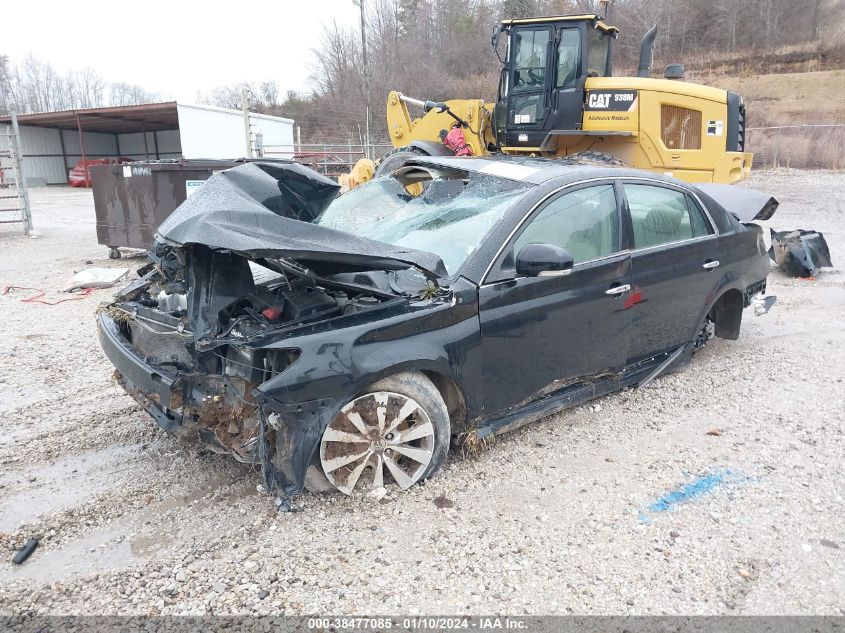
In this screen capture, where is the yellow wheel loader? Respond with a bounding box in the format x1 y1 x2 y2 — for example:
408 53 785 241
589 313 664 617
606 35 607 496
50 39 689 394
379 14 752 184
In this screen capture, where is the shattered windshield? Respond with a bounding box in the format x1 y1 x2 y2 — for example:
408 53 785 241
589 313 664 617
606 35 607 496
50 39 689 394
316 172 533 275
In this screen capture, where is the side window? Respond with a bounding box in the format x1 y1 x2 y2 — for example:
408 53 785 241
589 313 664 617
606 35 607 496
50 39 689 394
556 29 581 88
686 195 711 237
513 29 548 90
514 185 618 264
625 184 712 249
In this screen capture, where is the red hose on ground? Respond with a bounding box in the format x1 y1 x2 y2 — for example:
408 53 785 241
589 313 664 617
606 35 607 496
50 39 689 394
2 285 97 305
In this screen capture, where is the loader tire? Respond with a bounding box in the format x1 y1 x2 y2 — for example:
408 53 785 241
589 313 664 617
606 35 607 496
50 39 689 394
374 147 428 178
565 151 627 167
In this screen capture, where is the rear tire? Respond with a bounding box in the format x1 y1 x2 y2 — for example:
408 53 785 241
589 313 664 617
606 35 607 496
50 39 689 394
374 147 429 178
693 315 715 354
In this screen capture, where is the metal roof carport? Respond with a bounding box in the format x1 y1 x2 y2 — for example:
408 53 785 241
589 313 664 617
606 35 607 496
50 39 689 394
0 102 294 185
0 102 182 185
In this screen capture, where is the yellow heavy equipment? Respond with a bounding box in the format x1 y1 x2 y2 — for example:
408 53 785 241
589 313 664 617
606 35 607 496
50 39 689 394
377 13 752 184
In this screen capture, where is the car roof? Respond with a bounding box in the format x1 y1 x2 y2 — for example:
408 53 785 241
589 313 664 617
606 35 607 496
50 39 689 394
408 155 689 188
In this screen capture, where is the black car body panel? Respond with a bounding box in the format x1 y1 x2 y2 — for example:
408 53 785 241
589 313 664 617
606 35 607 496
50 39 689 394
97 157 777 496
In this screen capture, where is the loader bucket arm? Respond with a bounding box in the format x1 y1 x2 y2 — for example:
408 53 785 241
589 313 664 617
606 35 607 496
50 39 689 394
385 91 494 156
386 91 417 147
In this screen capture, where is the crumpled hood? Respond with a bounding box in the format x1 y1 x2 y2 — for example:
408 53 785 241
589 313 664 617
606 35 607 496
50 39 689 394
694 183 778 223
156 161 447 278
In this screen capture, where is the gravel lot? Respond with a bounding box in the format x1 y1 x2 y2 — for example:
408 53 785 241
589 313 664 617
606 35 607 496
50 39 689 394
0 169 842 617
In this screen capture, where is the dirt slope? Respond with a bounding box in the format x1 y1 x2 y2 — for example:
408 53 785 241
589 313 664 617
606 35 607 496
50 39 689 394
707 69 845 127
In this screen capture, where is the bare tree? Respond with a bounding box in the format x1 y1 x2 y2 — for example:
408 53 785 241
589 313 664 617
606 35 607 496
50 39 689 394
1 54 162 113
202 83 246 109
0 54 13 115
259 81 280 109
110 82 160 106
15 55 61 113
68 67 105 109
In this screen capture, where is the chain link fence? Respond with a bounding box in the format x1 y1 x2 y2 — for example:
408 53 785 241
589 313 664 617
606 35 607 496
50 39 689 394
263 142 395 179
746 124 845 169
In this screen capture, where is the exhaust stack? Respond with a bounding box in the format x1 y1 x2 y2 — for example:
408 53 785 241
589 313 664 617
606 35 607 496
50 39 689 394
637 24 657 78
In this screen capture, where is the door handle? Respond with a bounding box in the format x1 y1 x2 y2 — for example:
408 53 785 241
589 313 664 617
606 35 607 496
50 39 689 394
605 284 631 296
702 260 720 270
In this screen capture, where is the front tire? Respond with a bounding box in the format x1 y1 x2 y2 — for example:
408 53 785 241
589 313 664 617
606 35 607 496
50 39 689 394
374 147 429 178
318 372 450 496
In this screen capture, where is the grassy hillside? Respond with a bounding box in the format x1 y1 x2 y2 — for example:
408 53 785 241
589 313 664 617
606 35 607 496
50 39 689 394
681 43 845 81
705 69 845 168
708 69 845 126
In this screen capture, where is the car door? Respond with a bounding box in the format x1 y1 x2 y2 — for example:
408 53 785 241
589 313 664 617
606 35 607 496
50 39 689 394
478 182 632 417
622 181 723 363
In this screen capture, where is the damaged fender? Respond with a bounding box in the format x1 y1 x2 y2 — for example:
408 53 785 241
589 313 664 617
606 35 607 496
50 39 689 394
253 276 481 493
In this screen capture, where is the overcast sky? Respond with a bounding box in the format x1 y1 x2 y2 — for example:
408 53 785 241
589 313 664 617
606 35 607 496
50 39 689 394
3 0 362 102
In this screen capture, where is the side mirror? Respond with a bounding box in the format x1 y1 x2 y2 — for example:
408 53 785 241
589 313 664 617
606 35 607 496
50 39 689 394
515 243 574 277
491 25 501 49
491 25 506 63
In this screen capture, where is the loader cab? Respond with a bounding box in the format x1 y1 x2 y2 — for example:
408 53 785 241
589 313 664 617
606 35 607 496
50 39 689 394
493 15 618 148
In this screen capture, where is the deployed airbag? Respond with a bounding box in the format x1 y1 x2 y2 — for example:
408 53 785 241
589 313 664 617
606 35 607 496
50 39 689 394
156 161 447 278
694 183 778 223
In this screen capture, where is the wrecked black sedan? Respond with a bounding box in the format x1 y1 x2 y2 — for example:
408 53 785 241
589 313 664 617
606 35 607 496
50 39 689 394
97 158 776 497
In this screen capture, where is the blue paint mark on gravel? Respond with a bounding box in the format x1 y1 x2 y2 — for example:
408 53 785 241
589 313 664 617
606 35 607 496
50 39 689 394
638 468 749 523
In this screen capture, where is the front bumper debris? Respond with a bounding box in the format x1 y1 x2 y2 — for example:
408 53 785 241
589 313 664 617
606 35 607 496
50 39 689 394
97 313 184 435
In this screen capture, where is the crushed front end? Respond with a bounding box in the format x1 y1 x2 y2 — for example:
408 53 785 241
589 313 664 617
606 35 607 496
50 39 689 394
97 243 430 494
96 160 454 497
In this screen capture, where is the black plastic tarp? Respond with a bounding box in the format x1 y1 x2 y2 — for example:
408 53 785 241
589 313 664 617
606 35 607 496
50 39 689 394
156 161 448 278
769 228 833 277
694 183 778 223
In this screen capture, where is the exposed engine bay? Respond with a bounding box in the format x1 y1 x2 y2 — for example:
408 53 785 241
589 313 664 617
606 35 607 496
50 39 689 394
122 247 423 349
106 243 432 465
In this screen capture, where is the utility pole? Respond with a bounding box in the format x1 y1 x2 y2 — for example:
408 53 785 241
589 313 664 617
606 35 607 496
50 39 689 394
354 0 371 159
241 87 252 158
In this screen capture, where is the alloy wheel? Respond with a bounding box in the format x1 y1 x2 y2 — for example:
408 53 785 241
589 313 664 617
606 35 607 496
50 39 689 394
319 391 435 495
